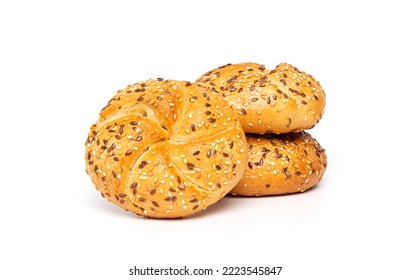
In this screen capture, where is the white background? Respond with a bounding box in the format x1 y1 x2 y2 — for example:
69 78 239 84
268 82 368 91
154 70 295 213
1 0 410 279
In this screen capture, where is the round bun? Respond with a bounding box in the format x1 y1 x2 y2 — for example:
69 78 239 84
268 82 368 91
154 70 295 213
85 79 247 218
197 62 326 134
231 131 327 196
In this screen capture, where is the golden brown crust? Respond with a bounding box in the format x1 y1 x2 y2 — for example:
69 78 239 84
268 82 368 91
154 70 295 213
197 62 326 134
231 131 327 196
85 79 248 218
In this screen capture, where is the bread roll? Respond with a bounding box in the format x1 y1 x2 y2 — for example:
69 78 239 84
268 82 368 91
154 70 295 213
85 79 248 218
231 132 327 196
197 62 326 134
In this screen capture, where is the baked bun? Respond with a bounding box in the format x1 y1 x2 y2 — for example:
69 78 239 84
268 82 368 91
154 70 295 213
231 131 327 196
85 79 247 218
197 62 326 134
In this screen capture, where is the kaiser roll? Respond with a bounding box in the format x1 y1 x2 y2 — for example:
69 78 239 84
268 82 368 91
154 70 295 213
231 131 327 196
197 62 326 134
85 79 248 218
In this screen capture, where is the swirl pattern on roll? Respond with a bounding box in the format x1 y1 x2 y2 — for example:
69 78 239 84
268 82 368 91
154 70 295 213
85 79 247 218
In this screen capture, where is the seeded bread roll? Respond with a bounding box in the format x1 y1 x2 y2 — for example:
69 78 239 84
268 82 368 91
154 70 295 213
231 132 327 196
197 62 326 134
85 79 248 218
